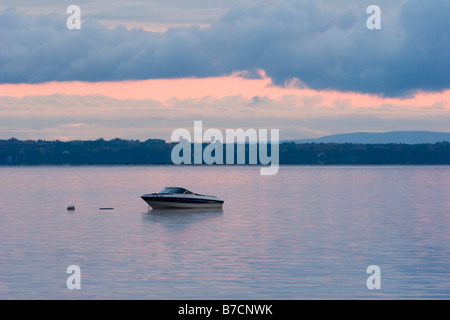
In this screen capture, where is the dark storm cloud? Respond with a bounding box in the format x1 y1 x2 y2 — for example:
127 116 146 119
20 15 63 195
0 0 449 96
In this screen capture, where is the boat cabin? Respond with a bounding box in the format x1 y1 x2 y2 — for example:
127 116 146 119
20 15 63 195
159 187 193 194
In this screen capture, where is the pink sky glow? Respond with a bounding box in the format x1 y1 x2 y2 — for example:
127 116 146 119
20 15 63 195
1 71 449 110
1 71 450 141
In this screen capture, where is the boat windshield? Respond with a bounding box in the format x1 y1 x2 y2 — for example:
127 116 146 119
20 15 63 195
159 187 193 194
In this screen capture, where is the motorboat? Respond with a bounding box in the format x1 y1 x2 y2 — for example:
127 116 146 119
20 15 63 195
141 187 224 209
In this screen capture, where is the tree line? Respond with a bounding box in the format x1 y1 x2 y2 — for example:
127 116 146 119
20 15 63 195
1 138 450 165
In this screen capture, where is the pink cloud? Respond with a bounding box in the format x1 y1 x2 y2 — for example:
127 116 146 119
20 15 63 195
60 123 88 128
0 72 449 112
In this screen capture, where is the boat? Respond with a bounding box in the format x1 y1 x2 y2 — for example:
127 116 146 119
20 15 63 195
141 187 224 209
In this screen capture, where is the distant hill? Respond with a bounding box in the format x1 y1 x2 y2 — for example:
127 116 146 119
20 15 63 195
288 131 450 144
1 138 450 165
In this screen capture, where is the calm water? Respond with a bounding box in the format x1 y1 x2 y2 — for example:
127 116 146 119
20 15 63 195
0 165 449 299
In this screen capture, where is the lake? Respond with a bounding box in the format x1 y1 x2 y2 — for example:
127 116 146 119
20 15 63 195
0 165 449 299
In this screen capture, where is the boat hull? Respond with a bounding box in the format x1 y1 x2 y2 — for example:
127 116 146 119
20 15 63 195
141 195 224 209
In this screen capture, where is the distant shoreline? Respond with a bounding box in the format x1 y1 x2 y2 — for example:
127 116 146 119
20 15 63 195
1 139 450 165
1 164 450 167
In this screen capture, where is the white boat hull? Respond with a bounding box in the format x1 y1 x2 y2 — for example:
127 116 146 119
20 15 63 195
141 194 224 209
144 201 223 209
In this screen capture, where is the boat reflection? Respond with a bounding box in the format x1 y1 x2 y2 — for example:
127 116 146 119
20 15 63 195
142 208 224 230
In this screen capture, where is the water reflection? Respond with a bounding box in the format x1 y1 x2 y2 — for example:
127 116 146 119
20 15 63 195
142 208 224 230
2 166 450 299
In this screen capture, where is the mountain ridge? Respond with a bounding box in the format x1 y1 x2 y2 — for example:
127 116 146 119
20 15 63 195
287 131 450 144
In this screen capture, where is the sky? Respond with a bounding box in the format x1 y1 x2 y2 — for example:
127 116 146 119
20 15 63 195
0 0 449 141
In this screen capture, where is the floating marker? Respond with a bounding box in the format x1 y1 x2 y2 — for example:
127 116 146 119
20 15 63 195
67 205 75 211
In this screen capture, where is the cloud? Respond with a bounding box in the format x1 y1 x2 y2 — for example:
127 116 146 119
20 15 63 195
1 92 450 141
0 0 263 26
0 0 449 96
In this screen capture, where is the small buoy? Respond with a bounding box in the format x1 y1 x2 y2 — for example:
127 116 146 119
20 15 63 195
67 205 75 211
